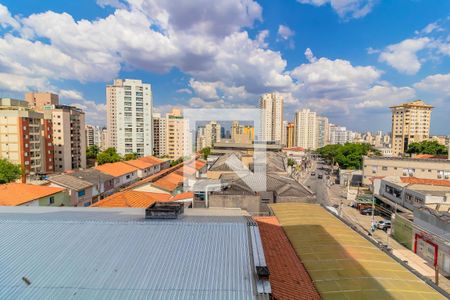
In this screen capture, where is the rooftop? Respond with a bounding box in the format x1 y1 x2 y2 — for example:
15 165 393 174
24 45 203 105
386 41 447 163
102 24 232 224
152 172 185 192
0 206 269 299
123 159 154 170
66 169 114 185
390 100 433 109
90 191 172 208
0 183 65 206
95 162 138 177
255 216 320 300
364 156 450 163
49 174 93 191
138 155 164 165
270 203 445 299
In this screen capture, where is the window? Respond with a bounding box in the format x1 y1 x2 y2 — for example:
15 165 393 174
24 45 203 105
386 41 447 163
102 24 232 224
371 166 378 174
402 168 415 177
78 190 85 197
49 196 55 205
382 166 388 171
438 170 450 179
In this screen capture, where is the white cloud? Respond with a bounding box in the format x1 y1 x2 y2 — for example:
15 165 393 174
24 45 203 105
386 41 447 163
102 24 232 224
378 37 430 75
297 0 376 19
0 4 19 29
256 30 269 48
59 89 84 100
58 89 107 126
189 79 219 99
176 88 192 94
0 73 50 92
277 25 295 40
414 73 450 95
304 48 317 63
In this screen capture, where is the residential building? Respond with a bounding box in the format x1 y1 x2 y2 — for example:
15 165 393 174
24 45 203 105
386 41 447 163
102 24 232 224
281 120 287 146
67 168 116 201
152 113 166 157
316 116 329 148
95 161 139 188
139 155 170 172
166 108 190 159
0 183 69 206
85 124 102 148
106 79 153 156
0 206 271 299
294 109 317 150
362 156 450 185
90 190 172 208
25 92 59 111
100 127 108 150
329 124 350 145
124 159 159 178
48 174 95 207
231 121 254 144
286 122 295 148
196 121 221 150
0 98 52 178
391 100 433 156
376 146 393 157
47 105 86 172
260 93 283 144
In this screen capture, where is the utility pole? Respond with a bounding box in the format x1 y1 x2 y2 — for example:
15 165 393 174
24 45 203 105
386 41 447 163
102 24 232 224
435 265 439 286
371 194 376 232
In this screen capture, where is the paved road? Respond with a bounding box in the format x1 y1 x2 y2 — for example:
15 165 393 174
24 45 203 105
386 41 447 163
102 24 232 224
304 162 331 206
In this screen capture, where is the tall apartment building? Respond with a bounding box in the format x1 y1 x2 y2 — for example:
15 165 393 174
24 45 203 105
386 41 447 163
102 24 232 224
260 93 283 143
281 120 288 146
316 116 329 148
47 105 86 172
106 79 153 156
26 92 86 172
166 108 190 159
0 98 53 178
329 124 349 145
390 100 433 156
85 125 102 148
197 121 221 150
231 121 254 144
152 113 166 157
294 109 317 150
100 128 107 150
286 122 295 148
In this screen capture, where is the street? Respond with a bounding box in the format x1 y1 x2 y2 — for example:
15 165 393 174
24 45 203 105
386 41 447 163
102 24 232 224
304 161 331 206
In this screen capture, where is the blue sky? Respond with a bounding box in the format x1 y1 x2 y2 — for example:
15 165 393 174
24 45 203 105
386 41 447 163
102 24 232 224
0 0 449 134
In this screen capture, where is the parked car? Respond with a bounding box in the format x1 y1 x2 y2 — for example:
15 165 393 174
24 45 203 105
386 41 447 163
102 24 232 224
318 174 323 179
377 220 391 231
360 207 378 216
311 172 316 176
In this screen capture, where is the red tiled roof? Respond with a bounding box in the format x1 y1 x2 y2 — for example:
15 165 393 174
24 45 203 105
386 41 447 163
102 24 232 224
175 165 197 176
186 160 206 171
139 156 164 165
414 154 448 159
170 191 194 201
254 216 320 300
0 183 65 206
124 159 153 170
400 177 450 187
95 162 138 177
283 147 305 152
152 173 185 192
90 191 172 208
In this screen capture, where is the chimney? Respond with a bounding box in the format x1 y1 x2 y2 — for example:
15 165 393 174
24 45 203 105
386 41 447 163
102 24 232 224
145 202 184 219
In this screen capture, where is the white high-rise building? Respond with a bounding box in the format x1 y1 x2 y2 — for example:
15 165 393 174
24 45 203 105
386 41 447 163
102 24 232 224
153 113 167 157
294 109 317 150
196 121 221 150
106 79 153 156
85 125 102 148
329 124 350 145
260 93 283 143
316 116 329 148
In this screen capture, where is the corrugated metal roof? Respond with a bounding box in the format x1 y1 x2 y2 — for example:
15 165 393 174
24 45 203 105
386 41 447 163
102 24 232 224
270 203 446 299
0 207 269 299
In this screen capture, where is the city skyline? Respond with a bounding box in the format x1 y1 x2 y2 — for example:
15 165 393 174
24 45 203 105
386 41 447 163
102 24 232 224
0 1 448 134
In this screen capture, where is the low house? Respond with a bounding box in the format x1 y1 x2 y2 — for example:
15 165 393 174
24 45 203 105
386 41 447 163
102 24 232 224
139 155 170 172
151 172 185 194
66 169 115 202
124 159 158 178
0 183 69 207
96 162 138 188
48 174 94 207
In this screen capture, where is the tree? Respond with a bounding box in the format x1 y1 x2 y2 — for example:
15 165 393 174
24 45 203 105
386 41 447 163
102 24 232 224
123 153 138 161
96 148 122 165
316 143 381 170
287 158 296 167
0 159 21 184
86 145 100 159
406 140 448 156
200 147 211 160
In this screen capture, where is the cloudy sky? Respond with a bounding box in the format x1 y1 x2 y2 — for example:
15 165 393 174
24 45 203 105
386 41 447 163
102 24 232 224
0 0 449 134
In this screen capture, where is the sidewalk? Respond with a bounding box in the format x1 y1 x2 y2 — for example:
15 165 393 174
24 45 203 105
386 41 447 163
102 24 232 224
327 182 450 294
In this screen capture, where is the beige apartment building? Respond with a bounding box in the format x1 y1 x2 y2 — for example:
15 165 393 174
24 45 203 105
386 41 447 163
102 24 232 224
49 105 86 172
286 122 295 148
294 108 317 150
0 98 52 179
391 100 433 156
196 121 221 150
362 156 450 185
152 113 166 157
260 93 283 144
25 92 59 111
166 108 190 159
231 121 254 144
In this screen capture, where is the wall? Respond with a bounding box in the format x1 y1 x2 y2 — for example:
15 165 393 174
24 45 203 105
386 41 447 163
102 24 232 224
37 191 71 207
392 214 413 249
209 194 261 215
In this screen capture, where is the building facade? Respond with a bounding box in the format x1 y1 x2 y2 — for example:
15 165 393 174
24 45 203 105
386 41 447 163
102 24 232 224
152 113 166 157
231 121 254 144
106 79 153 156
329 124 350 145
286 122 295 148
85 125 102 148
294 109 317 150
391 100 433 156
0 98 51 178
166 108 190 159
25 92 59 111
316 116 329 148
260 93 283 144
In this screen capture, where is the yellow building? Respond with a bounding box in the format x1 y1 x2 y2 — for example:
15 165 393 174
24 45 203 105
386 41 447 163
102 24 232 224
391 100 433 156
